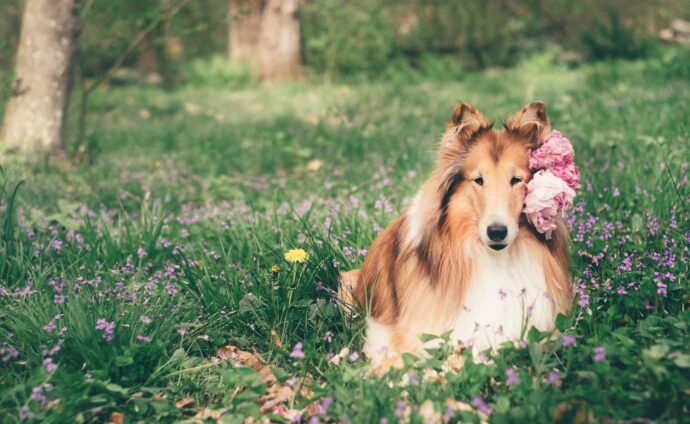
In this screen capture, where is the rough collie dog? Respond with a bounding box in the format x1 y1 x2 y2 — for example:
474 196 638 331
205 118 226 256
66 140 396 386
340 101 573 369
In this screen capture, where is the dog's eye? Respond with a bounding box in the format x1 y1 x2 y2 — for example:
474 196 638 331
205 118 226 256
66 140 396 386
510 176 522 186
473 177 484 186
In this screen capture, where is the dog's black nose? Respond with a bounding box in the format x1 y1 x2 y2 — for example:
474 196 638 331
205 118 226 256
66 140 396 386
487 224 508 242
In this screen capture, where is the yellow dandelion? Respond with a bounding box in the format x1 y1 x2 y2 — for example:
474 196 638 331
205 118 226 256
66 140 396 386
271 265 281 273
284 248 308 263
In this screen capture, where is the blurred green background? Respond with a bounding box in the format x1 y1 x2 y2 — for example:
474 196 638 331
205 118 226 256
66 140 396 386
1 0 687 87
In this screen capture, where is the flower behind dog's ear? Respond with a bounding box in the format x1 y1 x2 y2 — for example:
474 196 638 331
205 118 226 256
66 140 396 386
504 101 552 147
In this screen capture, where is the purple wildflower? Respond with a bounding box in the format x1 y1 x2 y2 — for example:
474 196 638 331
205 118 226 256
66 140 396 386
319 396 334 415
95 318 116 341
394 400 407 418
20 405 30 421
30 386 46 405
471 396 492 415
289 342 305 359
498 288 507 300
562 335 577 347
43 357 57 373
505 368 520 386
593 346 606 362
405 371 419 386
51 240 62 251
0 345 19 362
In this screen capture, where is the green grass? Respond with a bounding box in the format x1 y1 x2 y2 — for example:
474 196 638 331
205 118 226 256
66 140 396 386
0 49 689 422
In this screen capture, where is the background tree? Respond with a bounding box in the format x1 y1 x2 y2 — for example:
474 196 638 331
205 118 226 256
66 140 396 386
1 0 80 153
228 0 263 64
228 0 302 81
257 0 302 80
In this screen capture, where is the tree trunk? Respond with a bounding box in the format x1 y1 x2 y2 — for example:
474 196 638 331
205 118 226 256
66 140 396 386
1 0 80 153
257 0 302 81
228 0 263 63
136 31 160 76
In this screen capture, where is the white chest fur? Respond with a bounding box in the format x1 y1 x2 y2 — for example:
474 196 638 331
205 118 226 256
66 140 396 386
451 243 555 353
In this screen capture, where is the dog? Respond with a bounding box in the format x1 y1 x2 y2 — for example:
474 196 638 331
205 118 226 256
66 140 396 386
339 101 573 370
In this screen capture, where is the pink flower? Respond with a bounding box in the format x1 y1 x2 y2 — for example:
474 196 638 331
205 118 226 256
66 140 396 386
95 318 116 341
529 130 575 170
550 161 581 191
505 368 520 386
43 357 57 373
529 131 580 190
524 170 576 239
523 130 580 236
471 396 492 415
562 335 577 347
289 342 305 359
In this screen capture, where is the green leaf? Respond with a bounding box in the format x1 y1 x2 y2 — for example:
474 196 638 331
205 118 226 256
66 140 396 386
272 367 290 382
150 400 173 414
527 327 549 342
642 344 670 361
631 213 644 232
419 333 443 343
239 293 264 313
115 355 134 366
494 396 511 413
555 314 573 331
292 298 314 308
671 354 690 368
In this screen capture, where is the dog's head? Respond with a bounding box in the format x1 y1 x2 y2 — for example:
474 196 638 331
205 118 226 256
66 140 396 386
436 101 551 251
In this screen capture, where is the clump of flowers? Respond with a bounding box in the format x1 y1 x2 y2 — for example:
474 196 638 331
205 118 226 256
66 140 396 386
284 248 308 263
593 346 606 362
95 318 116 342
523 130 580 238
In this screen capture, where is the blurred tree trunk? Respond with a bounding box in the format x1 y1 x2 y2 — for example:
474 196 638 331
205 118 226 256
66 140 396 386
137 32 160 76
256 0 302 81
228 0 263 63
1 0 80 153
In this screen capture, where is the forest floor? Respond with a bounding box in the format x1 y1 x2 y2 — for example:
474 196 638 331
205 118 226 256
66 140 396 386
0 50 689 422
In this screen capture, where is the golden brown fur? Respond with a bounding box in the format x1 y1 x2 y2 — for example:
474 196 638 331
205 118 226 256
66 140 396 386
342 101 574 366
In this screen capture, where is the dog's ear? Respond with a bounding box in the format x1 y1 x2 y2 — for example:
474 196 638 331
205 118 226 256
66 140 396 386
446 102 492 140
504 101 551 147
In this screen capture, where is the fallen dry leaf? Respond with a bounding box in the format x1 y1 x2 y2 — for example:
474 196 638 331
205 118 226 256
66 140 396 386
271 329 283 348
106 412 124 424
175 395 195 409
446 345 466 372
306 159 323 172
258 385 294 413
419 400 441 423
194 407 223 422
184 102 200 114
272 406 303 421
445 398 473 413
326 116 341 126
128 391 144 401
